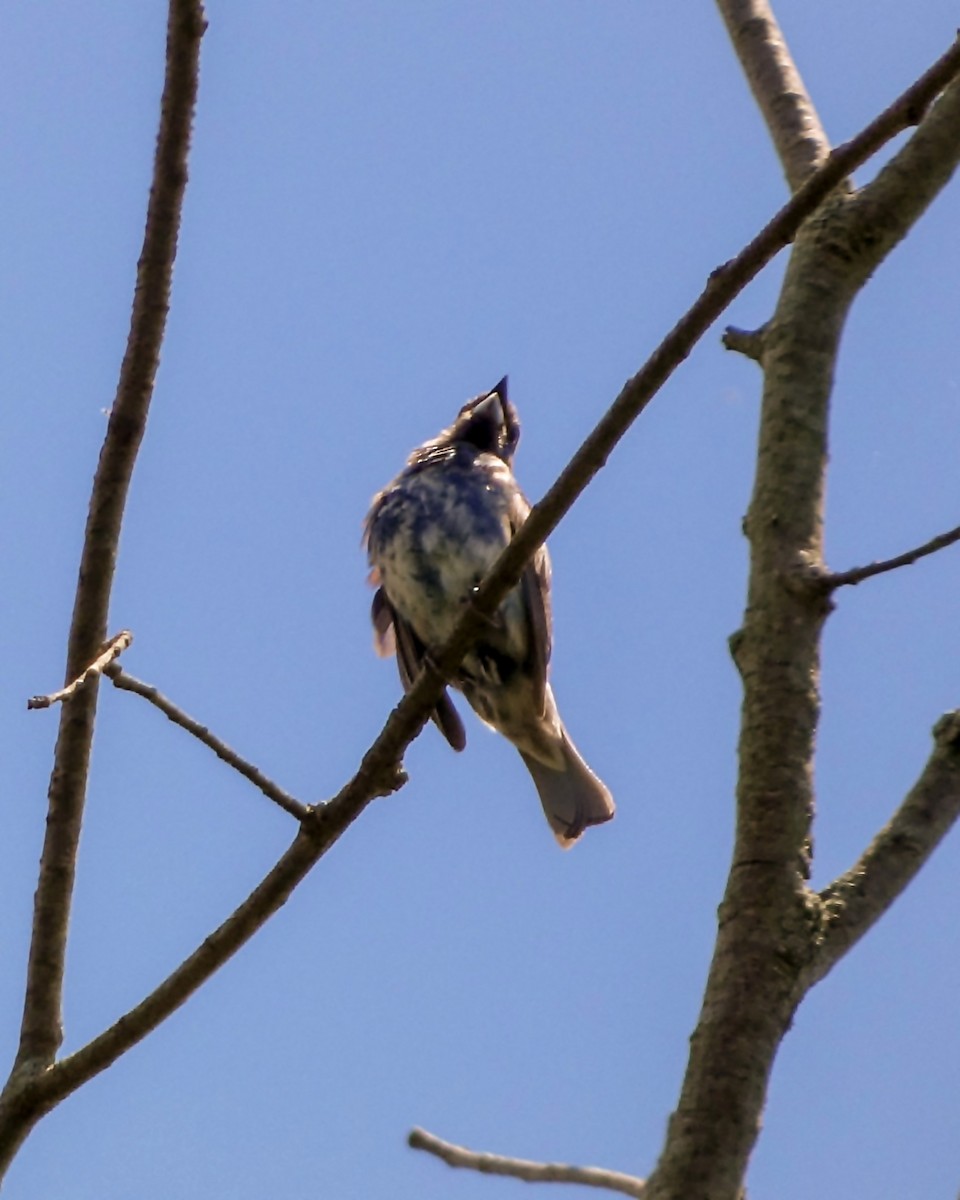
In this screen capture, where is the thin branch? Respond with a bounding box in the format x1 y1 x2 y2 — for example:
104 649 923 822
12 0 207 1081
103 664 308 820
715 0 832 189
4 31 960 1161
450 31 960 670
10 753 403 1133
804 711 960 990
408 1128 646 1198
826 522 960 588
27 832 319 1111
27 631 134 710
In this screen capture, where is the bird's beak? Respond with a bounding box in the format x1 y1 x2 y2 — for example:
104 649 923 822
473 390 504 427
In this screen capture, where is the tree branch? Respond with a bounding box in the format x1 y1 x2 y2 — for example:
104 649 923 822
825 522 960 588
451 32 960 663
102 664 308 820
12 0 207 1081
642 29 960 1200
804 711 960 989
715 0 832 189
408 1128 645 1198
1 749 407 1152
27 631 133 710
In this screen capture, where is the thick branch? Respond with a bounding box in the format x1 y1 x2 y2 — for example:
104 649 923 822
408 1128 645 1198
643 32 960 1200
826 521 960 588
13 0 207 1079
716 0 832 189
104 664 308 820
27 631 133 710
804 712 960 989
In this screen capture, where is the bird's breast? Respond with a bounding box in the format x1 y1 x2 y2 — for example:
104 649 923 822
367 462 519 647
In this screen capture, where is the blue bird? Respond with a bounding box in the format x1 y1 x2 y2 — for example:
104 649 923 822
365 379 614 846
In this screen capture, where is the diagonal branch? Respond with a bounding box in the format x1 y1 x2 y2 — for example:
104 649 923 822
715 0 832 189
27 631 133 710
1 755 406 1156
103 664 308 820
455 32 960 656
13 0 207 1078
408 1128 646 1198
3 31 959 1173
826 521 960 588
804 711 960 990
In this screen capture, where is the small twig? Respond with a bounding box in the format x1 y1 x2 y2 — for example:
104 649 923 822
722 325 766 363
408 1128 645 1197
28 631 134 710
826 522 960 588
104 664 308 821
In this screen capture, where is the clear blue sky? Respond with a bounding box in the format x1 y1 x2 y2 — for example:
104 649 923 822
4 3 960 1197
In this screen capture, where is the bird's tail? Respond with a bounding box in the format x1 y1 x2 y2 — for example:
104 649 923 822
519 730 615 848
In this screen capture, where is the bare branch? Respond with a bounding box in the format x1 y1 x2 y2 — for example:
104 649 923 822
452 33 960 682
826 522 960 589
408 1128 646 1198
804 711 960 989
12 0 207 1080
103 664 308 821
27 631 134 710
4 747 402 1138
0 831 320 1151
716 0 832 189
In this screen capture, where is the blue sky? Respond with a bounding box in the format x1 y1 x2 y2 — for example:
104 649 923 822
4 3 960 1197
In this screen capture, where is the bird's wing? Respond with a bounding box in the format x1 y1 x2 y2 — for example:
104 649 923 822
506 487 553 719
371 588 466 752
371 586 396 658
519 547 552 718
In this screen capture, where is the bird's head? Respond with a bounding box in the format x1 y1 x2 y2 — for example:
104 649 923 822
447 377 520 462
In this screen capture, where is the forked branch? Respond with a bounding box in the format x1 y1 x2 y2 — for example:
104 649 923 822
27 631 133 710
12 0 207 1083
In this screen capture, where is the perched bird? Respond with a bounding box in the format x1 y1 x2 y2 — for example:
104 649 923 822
364 378 614 847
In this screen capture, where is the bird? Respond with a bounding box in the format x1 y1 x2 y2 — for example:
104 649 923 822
364 377 614 847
